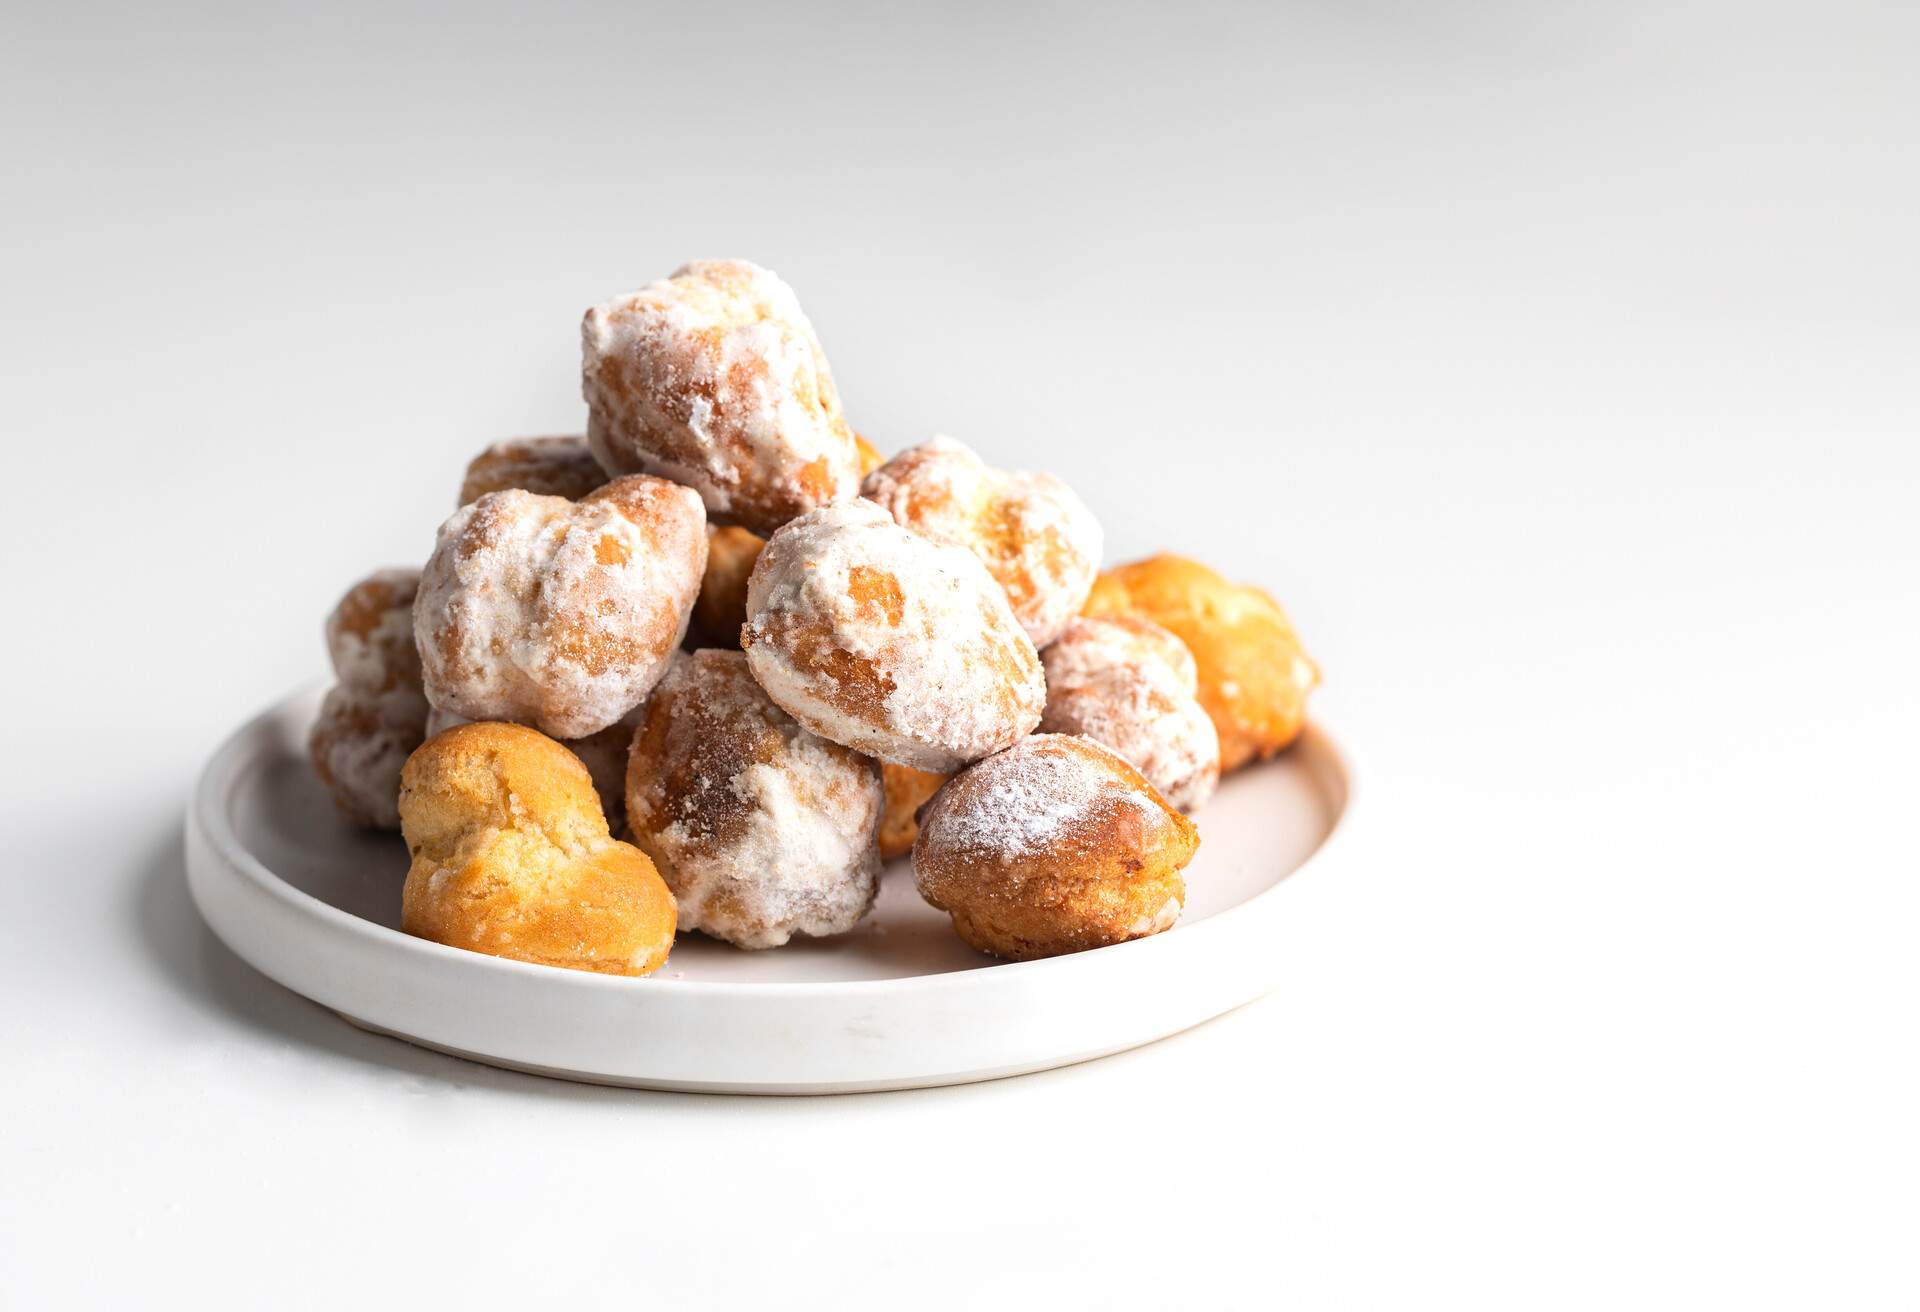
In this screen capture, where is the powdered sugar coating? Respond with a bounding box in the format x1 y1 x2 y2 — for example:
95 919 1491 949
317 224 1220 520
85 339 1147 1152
312 568 429 828
1040 617 1220 812
912 734 1199 960
457 435 607 506
582 259 860 536
325 568 423 694
310 683 429 829
741 498 1045 772
1042 615 1197 693
626 650 881 949
414 476 707 740
426 705 638 831
861 435 1102 648
1081 554 1319 771
917 734 1162 865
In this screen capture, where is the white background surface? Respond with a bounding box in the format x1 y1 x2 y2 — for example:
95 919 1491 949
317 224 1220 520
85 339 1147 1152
3 2 1915 1307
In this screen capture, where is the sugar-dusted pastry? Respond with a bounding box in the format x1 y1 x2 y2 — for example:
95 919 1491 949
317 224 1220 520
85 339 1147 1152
854 432 884 478
414 475 707 739
323 568 423 695
1082 554 1319 771
681 442 907 650
687 524 766 650
400 722 676 975
426 706 638 831
310 684 430 830
861 435 1101 648
741 498 1045 772
625 650 882 949
582 259 860 536
1039 616 1220 812
457 435 607 506
913 734 1199 960
878 761 949 861
309 568 430 828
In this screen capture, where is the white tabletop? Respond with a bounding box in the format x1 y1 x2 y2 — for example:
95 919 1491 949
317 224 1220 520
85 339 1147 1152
4 3 1914 1307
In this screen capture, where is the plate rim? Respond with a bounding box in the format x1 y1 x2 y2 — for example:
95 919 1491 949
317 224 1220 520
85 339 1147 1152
189 686 1355 1001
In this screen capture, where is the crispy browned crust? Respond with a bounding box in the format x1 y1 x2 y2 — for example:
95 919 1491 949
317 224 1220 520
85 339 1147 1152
913 735 1199 960
398 722 676 975
878 761 949 861
687 525 766 650
1081 554 1319 772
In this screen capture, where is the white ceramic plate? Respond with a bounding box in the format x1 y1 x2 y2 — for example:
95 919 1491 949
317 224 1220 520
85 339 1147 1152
187 688 1353 1094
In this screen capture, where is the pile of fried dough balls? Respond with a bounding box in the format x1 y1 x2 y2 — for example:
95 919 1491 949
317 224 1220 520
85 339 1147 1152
310 260 1318 974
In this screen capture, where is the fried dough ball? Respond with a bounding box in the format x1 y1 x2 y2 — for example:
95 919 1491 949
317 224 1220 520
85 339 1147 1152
854 432 884 478
913 734 1200 960
426 706 638 832
310 568 430 829
741 498 1045 772
582 259 860 536
878 762 950 861
399 722 676 975
626 650 882 949
861 435 1101 648
457 435 607 506
311 684 430 830
1082 554 1319 772
1040 617 1220 813
687 524 766 650
415 475 707 740
323 568 423 694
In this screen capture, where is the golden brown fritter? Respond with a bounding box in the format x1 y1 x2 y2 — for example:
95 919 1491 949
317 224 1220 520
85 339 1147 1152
399 721 676 976
861 435 1101 648
913 734 1199 960
686 524 766 650
878 761 950 861
1082 554 1318 772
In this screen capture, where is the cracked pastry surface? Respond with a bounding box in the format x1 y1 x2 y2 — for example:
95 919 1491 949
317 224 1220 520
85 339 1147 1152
625 650 882 949
399 721 676 976
861 435 1101 648
582 259 859 536
427 705 638 832
913 734 1199 961
414 475 706 740
1082 554 1319 772
740 498 1045 772
1040 616 1220 812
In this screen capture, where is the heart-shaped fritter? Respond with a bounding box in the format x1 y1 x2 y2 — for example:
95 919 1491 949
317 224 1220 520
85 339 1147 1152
399 721 677 976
